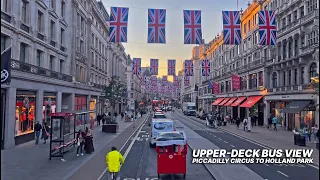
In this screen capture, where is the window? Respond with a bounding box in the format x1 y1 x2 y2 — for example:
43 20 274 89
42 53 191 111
300 67 305 84
259 71 263 86
301 35 305 47
300 6 304 17
307 0 318 13
80 40 84 53
272 72 277 88
60 28 64 45
21 0 28 23
59 60 63 73
309 63 317 81
288 70 291 86
49 56 54 70
50 0 56 10
61 0 65 17
1 0 10 12
90 73 93 82
20 43 27 62
76 65 80 81
294 69 298 85
283 71 286 86
1 35 9 52
92 33 94 45
37 11 43 32
50 20 55 40
36 50 41 66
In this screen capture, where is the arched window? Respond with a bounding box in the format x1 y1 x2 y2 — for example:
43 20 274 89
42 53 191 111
309 63 317 81
272 72 278 88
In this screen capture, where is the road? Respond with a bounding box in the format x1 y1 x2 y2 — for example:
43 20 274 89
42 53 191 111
169 110 319 180
98 110 319 180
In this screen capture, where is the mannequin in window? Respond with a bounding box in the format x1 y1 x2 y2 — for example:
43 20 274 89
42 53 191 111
20 108 27 132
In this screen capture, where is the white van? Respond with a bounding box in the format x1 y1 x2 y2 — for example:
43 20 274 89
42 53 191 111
149 119 174 147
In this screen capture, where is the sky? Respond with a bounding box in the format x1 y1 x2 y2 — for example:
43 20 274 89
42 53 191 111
101 0 250 80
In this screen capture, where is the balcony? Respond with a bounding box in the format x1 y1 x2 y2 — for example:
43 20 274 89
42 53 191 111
266 84 315 94
300 43 319 56
11 59 72 82
278 19 301 37
301 10 319 25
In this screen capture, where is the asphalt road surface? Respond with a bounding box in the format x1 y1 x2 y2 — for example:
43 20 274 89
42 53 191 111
99 113 213 180
169 111 319 180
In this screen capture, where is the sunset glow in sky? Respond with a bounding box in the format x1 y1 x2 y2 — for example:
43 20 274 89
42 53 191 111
102 0 249 80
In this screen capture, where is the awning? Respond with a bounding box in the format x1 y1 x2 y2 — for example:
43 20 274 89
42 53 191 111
231 97 246 107
218 98 230 106
282 101 311 113
239 96 263 108
224 97 237 106
212 98 224 105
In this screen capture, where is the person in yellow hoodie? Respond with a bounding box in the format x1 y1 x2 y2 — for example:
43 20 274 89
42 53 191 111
106 146 124 180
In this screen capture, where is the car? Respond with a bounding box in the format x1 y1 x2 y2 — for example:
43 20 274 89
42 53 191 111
153 112 166 119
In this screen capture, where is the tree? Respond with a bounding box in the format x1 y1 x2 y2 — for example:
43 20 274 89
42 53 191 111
103 76 127 114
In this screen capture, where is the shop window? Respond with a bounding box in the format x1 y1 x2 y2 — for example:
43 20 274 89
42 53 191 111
300 67 305 84
259 71 263 86
309 63 317 81
90 98 96 122
74 96 87 111
15 94 36 136
272 72 278 88
42 95 56 126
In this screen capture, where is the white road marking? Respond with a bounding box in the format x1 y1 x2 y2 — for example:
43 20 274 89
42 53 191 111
277 170 289 177
140 130 146 133
218 138 222 140
97 114 150 180
230 145 235 148
213 135 217 137
224 141 228 143
263 163 269 167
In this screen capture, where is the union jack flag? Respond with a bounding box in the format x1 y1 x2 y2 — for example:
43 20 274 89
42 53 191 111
222 11 241 45
148 9 166 43
132 58 141 75
152 76 157 85
109 7 129 43
150 59 158 75
162 76 168 85
183 10 202 44
184 76 190 86
258 11 276 45
167 59 176 76
201 60 211 76
184 60 194 76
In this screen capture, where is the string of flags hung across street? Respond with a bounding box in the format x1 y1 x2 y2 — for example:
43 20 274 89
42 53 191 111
109 7 277 46
122 6 276 96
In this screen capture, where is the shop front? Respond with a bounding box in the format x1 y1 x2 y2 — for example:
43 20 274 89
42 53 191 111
239 96 264 125
43 92 57 127
15 91 37 145
269 101 288 128
282 100 316 130
218 98 230 117
212 98 225 114
74 96 87 127
1 89 6 150
223 97 237 119
90 97 97 129
230 97 247 120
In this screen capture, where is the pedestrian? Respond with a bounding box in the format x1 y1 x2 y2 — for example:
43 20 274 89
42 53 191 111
243 118 248 132
121 112 124 119
272 116 278 131
304 126 309 144
41 122 50 144
76 129 85 156
102 114 106 125
34 121 42 145
267 115 273 129
312 125 319 143
85 127 94 154
96 114 100 126
236 117 240 129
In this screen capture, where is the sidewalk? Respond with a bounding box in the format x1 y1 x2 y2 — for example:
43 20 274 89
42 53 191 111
1 115 144 180
219 124 319 166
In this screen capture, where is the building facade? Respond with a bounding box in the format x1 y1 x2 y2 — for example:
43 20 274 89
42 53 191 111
0 0 128 149
264 0 319 130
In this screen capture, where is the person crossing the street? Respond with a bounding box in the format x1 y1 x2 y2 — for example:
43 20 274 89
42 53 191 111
106 146 124 180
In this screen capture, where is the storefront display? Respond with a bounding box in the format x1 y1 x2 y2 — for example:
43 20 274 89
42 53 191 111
15 94 36 136
300 111 315 129
90 98 96 121
43 96 56 126
74 96 87 111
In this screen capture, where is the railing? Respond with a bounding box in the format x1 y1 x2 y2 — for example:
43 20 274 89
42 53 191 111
266 84 315 94
301 9 319 24
11 59 72 82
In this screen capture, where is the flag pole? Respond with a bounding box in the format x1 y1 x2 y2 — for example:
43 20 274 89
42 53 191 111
237 0 239 10
1 45 12 55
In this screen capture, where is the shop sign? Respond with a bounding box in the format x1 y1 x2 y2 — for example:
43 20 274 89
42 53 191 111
281 95 290 99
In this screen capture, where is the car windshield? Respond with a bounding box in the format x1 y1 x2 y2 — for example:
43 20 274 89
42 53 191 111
154 114 166 118
187 106 196 110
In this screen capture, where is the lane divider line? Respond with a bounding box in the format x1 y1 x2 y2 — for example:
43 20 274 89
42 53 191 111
277 170 289 177
224 141 228 144
263 163 269 167
97 113 150 180
230 145 235 148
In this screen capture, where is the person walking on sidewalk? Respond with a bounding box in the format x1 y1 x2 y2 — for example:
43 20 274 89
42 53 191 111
243 118 248 132
312 124 319 143
97 114 102 126
41 122 50 144
235 117 241 129
272 116 278 131
267 115 273 129
76 129 85 156
34 121 42 145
